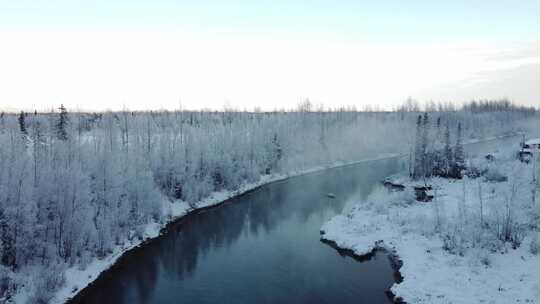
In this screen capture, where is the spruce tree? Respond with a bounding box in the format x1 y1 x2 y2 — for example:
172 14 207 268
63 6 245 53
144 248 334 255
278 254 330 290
18 111 27 135
56 104 69 141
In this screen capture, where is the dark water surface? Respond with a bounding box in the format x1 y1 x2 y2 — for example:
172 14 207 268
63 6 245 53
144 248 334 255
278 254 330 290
68 136 519 304
69 157 403 304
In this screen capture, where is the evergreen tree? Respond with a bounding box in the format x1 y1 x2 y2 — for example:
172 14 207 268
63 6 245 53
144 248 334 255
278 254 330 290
0 222 16 269
56 104 69 141
18 111 27 136
266 133 282 174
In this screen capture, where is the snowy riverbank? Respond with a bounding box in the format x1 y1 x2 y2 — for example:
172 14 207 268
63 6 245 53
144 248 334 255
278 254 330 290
46 153 404 304
51 134 520 304
321 138 540 303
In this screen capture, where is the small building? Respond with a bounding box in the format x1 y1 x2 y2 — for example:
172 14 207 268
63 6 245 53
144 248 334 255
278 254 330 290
519 138 540 162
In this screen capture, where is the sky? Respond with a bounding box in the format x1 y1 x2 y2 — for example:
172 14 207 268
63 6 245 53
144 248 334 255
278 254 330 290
0 0 539 111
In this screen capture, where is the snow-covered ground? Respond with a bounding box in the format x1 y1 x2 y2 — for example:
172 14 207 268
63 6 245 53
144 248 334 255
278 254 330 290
322 140 540 303
43 152 404 304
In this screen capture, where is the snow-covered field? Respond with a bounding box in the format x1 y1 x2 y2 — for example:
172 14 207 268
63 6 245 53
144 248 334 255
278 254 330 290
46 153 403 304
322 141 540 303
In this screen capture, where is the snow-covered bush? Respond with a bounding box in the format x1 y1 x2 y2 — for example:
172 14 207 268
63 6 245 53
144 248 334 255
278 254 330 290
464 164 488 179
441 225 468 256
492 202 525 249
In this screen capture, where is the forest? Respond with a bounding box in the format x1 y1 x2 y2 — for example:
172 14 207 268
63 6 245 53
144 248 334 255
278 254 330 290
0 99 537 303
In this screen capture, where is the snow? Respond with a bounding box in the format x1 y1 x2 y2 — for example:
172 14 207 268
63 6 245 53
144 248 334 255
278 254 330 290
48 135 530 304
48 152 404 304
322 205 540 304
321 143 540 303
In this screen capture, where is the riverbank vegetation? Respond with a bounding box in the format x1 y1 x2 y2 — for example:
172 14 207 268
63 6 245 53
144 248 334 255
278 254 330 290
0 99 536 302
321 103 540 303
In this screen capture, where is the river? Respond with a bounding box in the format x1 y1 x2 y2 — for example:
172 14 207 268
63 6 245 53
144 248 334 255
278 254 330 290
69 156 403 304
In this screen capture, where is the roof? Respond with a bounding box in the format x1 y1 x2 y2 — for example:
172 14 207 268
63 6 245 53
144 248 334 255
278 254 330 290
525 138 540 145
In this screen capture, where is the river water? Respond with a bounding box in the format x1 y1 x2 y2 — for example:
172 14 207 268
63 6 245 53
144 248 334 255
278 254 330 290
69 157 403 304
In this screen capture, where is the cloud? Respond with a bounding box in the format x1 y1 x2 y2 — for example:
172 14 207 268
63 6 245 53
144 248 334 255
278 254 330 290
417 38 540 106
419 62 540 106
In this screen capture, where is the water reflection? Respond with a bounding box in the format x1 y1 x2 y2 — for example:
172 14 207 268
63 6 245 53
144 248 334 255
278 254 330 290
69 158 402 304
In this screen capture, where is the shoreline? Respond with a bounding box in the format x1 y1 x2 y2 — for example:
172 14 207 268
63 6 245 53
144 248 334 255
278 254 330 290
319 238 405 303
320 224 408 303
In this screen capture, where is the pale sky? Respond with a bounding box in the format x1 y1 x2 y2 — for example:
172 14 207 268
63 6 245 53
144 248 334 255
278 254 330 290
0 0 539 111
